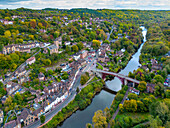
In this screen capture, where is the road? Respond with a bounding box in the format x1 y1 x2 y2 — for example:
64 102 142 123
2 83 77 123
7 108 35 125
25 55 97 128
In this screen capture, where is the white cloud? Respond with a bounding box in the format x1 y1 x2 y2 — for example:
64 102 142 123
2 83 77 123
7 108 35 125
0 0 169 10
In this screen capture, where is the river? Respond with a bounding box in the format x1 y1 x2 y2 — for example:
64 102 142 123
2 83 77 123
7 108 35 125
59 26 147 128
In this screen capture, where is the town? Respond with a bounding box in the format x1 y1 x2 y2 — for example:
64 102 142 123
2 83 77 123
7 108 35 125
0 8 169 128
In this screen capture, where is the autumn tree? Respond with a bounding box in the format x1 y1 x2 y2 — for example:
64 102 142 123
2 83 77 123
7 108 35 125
4 30 11 38
138 81 147 92
92 40 101 50
30 19 36 28
128 93 138 100
92 110 108 128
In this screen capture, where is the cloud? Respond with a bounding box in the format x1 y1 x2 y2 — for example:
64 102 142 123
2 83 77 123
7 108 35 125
0 0 169 10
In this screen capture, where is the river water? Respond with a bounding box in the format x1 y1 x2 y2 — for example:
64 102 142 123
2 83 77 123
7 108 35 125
59 26 147 128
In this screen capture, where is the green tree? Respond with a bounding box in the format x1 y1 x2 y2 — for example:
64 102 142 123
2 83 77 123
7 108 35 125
86 123 92 128
39 67 46 74
14 92 23 105
154 82 164 96
103 40 110 44
76 87 80 93
40 115 46 124
137 100 145 112
48 69 53 75
72 45 79 52
128 93 138 100
154 75 164 83
77 42 84 50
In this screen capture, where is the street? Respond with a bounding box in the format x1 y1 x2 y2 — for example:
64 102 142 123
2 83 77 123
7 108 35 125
25 55 97 128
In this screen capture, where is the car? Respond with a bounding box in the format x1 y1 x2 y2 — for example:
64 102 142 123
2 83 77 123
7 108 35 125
164 82 168 86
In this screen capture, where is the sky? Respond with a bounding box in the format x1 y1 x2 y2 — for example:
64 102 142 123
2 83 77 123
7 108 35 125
0 0 169 10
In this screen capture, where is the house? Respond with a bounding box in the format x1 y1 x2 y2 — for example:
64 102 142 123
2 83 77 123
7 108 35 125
98 55 105 62
146 83 155 93
6 82 20 95
0 109 4 124
17 69 26 77
33 107 44 120
0 76 3 82
4 120 21 128
1 96 6 104
44 86 55 94
141 65 149 71
80 50 88 59
39 29 46 33
17 108 35 126
73 53 81 61
117 51 124 57
3 44 18 54
38 72 45 81
4 21 13 25
19 43 36 49
19 47 31 53
44 44 58 54
65 41 71 46
151 64 162 71
26 57 36 65
78 59 87 67
88 50 96 57
54 37 62 47
130 87 140 95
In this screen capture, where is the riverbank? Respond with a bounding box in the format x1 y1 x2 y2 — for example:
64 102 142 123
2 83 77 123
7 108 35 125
41 79 104 128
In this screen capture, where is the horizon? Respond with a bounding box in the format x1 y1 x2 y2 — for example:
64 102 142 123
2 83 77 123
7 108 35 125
0 0 170 10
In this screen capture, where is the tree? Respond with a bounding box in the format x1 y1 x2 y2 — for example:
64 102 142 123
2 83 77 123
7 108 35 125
154 82 164 96
137 100 145 112
103 40 110 44
30 19 36 28
119 104 124 113
48 69 53 75
138 81 147 92
4 30 11 38
80 73 89 85
128 93 138 100
39 67 46 74
92 40 101 50
154 75 164 83
72 45 79 53
40 115 45 124
109 119 115 128
14 92 23 105
54 31 60 38
76 87 80 93
77 42 84 50
86 123 92 128
92 110 108 128
38 23 43 29
149 116 163 128
104 107 111 121
43 59 51 66
165 90 170 98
